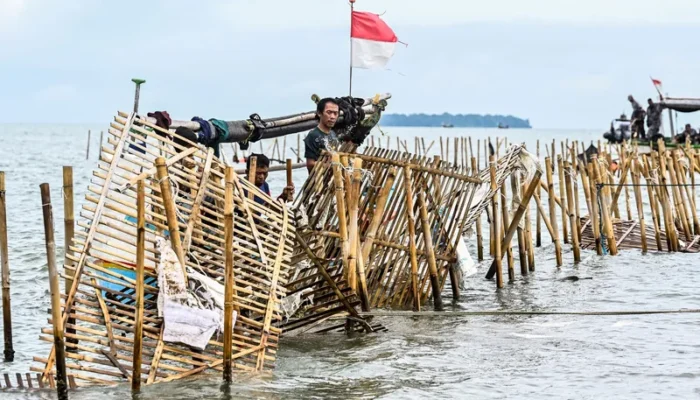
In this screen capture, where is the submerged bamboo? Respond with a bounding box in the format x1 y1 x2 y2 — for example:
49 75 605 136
403 166 421 310
40 183 68 400
223 167 235 382
0 172 13 362
489 156 503 288
545 158 563 266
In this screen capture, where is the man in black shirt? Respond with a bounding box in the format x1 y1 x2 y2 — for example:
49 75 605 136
304 98 341 173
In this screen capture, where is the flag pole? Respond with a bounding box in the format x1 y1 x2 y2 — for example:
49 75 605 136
349 0 355 96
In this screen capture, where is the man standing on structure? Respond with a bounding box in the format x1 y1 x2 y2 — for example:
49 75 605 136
646 98 664 142
628 95 646 139
304 98 340 173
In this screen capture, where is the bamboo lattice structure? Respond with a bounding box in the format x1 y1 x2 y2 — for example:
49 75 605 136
32 112 296 387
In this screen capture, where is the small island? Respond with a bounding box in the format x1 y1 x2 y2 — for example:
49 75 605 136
379 113 532 129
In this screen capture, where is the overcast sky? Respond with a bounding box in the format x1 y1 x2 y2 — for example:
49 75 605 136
2 0 700 128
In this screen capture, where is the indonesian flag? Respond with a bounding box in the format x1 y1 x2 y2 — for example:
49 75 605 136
651 77 664 98
351 11 399 69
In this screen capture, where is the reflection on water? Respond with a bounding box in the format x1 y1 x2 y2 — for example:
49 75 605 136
1 126 699 399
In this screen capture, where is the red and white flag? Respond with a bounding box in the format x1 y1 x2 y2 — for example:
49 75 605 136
651 77 664 97
351 11 399 69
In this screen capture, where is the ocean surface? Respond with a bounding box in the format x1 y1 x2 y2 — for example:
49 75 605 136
1 124 699 399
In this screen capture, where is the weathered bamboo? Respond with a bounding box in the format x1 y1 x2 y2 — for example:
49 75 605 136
656 141 679 251
630 158 648 254
669 151 693 241
594 158 618 255
132 179 145 393
557 156 569 244
62 167 78 351
296 134 302 163
331 154 350 280
501 175 514 282
564 162 581 263
569 144 583 239
489 156 503 288
40 183 68 400
99 131 104 158
486 171 542 279
154 157 188 282
523 177 535 271
403 166 421 310
545 158 563 266
0 172 13 362
641 158 663 251
247 156 257 201
417 191 444 311
360 168 396 267
536 140 542 247
471 157 484 261
348 158 363 296
440 137 444 159
513 175 528 275
453 137 458 166
586 162 603 255
223 167 235 382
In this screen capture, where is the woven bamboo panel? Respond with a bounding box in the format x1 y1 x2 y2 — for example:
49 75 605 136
32 112 295 387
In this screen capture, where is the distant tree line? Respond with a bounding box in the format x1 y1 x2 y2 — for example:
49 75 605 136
379 113 532 128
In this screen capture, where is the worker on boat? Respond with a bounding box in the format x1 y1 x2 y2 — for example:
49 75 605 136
628 95 646 139
646 98 664 142
304 98 341 173
245 153 295 203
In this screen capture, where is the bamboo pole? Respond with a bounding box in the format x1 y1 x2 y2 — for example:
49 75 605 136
669 151 693 241
486 171 542 279
247 156 257 201
0 172 13 362
331 154 350 280
630 158 648 254
296 134 301 163
564 162 581 263
154 157 188 282
501 174 514 282
545 158 563 266
489 156 503 288
641 158 663 251
417 191 444 311
223 167 235 382
62 167 78 351
86 130 91 160
569 144 583 239
40 183 68 400
656 141 679 251
132 180 145 393
360 168 396 269
594 158 618 255
523 177 535 271
513 176 528 275
536 140 542 247
99 131 104 159
471 157 484 261
557 155 569 244
347 158 363 295
403 166 421 310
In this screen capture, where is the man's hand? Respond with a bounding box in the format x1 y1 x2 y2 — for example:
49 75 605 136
278 185 295 202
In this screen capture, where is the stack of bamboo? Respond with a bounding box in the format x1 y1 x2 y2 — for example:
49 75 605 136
33 112 296 388
284 144 536 320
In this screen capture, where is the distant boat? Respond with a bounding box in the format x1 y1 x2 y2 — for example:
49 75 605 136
442 122 454 128
497 123 510 129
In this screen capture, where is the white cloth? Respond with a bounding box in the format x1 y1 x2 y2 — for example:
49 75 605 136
456 237 476 290
162 299 234 350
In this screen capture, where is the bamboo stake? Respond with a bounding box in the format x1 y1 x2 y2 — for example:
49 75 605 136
569 144 583 239
453 137 458 166
656 141 679 251
557 155 569 244
99 131 104 159
331 154 350 280
670 151 693 241
641 158 663 251
296 134 301 163
0 172 13 362
347 158 362 294
223 167 235 382
471 157 484 261
564 162 581 263
545 158 563 266
523 176 535 271
247 156 257 201
501 173 514 282
62 167 78 351
360 168 396 271
631 158 648 254
403 166 421 310
489 156 503 288
595 159 618 255
40 183 68 400
131 180 145 393
536 140 542 247
513 175 528 275
154 157 188 283
485 171 542 279
417 191 444 310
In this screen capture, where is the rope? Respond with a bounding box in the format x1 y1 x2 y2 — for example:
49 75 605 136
359 309 700 317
